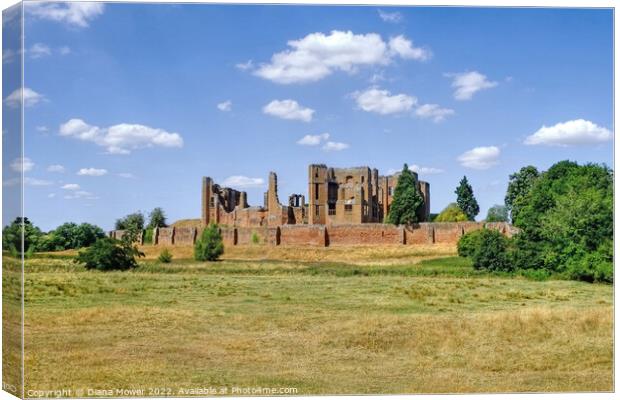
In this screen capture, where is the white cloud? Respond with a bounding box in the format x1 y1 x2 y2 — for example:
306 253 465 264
59 46 71 55
47 193 56 198
263 99 314 122
378 9 403 23
222 175 265 188
446 71 498 101
415 104 455 122
4 177 53 187
388 35 431 61
323 141 349 151
118 172 136 179
26 2 105 28
64 190 98 200
297 132 330 146
254 30 428 84
61 183 80 190
524 119 613 146
36 126 49 133
47 164 65 173
235 60 253 70
411 164 444 174
217 100 232 112
29 43 51 59
458 146 501 170
59 118 184 154
10 157 34 172
77 167 107 176
4 87 45 108
352 87 416 115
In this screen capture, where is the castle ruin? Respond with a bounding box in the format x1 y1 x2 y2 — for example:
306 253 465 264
201 164 431 228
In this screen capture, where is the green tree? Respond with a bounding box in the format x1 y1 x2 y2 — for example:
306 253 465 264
148 207 168 228
115 211 145 231
386 164 425 225
2 217 43 255
435 203 469 222
40 222 106 251
511 161 612 282
485 205 508 222
504 165 539 223
455 176 479 221
194 224 224 261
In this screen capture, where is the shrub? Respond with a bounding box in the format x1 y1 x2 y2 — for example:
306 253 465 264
457 230 484 258
470 229 512 272
435 203 468 222
251 232 260 244
194 224 224 261
158 248 173 263
566 240 613 283
74 228 144 271
143 227 154 245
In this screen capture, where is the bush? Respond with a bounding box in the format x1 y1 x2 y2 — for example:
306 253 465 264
470 229 512 272
74 238 142 271
251 232 260 244
435 203 468 222
143 227 154 245
457 230 484 258
74 228 144 271
566 240 613 283
158 248 173 263
194 224 224 261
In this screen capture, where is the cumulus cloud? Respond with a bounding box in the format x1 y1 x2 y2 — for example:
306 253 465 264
323 141 349 151
524 119 613 146
4 177 53 187
235 60 253 70
378 9 403 23
61 183 80 190
388 35 431 61
297 133 330 146
352 87 416 115
47 164 65 173
64 190 98 200
263 99 315 122
415 103 455 122
77 167 107 176
26 2 105 28
446 71 498 100
458 146 501 170
411 164 444 174
253 30 428 84
28 43 51 59
59 118 184 154
217 100 232 112
4 87 45 108
10 157 34 172
222 175 265 188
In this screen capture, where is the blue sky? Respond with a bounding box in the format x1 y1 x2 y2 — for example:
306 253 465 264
7 3 613 231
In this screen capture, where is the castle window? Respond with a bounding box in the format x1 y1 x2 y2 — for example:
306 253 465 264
361 176 364 183
315 183 319 200
388 187 394 196
345 204 353 212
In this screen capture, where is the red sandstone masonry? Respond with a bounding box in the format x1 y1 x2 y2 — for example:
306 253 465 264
279 225 326 246
327 224 403 246
110 222 513 248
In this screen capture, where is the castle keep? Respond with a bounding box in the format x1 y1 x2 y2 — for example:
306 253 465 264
201 164 431 228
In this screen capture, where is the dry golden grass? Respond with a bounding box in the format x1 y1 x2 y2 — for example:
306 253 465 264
142 244 457 265
19 246 614 395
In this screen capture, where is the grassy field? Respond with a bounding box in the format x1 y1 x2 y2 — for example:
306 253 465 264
14 245 613 395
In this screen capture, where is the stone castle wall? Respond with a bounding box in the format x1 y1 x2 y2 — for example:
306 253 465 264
110 222 516 247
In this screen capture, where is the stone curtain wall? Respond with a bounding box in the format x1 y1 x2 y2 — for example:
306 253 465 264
109 222 515 248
